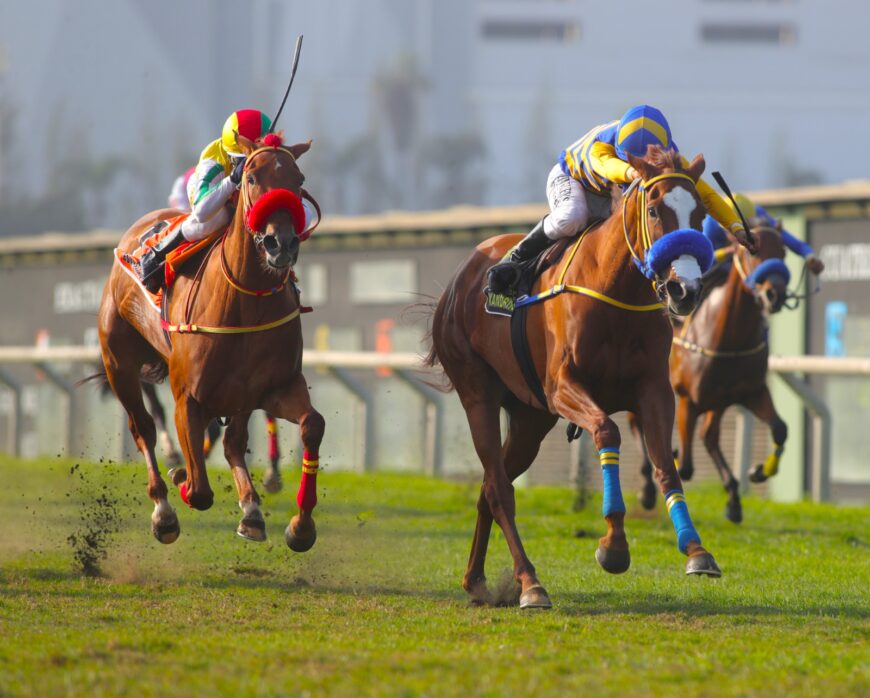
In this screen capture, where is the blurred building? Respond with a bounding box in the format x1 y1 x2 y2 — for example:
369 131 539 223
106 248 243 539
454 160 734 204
1 0 869 234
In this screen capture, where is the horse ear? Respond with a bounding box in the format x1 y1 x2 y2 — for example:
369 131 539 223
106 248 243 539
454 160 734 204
627 152 655 181
234 130 257 155
288 139 312 160
685 153 706 182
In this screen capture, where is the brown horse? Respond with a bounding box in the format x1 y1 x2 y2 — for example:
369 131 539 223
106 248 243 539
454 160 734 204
427 147 742 609
98 135 324 551
634 222 793 523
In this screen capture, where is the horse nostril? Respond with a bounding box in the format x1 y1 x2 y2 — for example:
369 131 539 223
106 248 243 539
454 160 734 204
666 279 687 302
262 235 280 254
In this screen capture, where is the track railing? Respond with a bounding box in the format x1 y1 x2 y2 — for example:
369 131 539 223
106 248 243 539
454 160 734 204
0 346 864 498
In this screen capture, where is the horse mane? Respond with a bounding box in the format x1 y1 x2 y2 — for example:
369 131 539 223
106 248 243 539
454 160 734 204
643 145 684 172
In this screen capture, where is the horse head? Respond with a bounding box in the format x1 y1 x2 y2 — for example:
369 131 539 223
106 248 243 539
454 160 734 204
238 132 312 270
626 146 712 316
736 220 789 314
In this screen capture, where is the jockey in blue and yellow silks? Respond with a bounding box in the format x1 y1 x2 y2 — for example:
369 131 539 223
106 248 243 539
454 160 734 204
488 105 755 293
702 192 825 275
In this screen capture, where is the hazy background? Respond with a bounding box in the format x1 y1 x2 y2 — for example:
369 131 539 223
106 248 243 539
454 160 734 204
1 0 868 236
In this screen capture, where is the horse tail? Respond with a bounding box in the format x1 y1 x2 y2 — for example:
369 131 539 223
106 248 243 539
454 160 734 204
404 293 454 393
75 361 168 392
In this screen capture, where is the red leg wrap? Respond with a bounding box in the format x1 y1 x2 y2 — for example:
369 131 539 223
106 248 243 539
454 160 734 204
297 449 319 512
266 417 279 461
179 481 192 507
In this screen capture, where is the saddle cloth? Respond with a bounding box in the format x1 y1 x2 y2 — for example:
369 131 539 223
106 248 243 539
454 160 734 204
114 214 216 308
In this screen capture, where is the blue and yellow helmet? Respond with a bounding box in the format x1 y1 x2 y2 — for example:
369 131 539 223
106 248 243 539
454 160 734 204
615 105 672 160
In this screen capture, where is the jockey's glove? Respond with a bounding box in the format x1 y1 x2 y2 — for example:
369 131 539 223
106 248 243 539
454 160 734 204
229 158 247 187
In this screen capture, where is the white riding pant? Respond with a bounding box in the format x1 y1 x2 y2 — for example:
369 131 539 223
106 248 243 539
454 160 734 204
181 207 231 242
542 164 612 240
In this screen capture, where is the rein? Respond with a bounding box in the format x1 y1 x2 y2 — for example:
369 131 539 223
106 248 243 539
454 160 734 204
672 335 766 358
516 172 699 314
161 146 309 335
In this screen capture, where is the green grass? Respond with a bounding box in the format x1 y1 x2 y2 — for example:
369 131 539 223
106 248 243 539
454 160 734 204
0 456 867 698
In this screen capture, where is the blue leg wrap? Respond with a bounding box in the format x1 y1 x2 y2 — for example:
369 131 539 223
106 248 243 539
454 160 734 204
599 448 626 517
665 489 700 554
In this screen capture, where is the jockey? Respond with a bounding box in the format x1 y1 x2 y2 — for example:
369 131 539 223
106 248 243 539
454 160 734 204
167 166 196 212
135 109 273 292
702 192 825 275
488 105 755 293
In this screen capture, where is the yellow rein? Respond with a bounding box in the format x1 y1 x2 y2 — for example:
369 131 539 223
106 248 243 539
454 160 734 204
517 172 697 314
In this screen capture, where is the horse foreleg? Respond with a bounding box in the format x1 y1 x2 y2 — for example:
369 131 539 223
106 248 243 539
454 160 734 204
627 412 656 510
551 375 629 575
262 413 283 494
104 366 179 544
700 409 742 524
264 373 325 553
464 399 557 605
172 394 213 510
222 411 267 541
743 387 787 484
142 382 182 468
637 379 721 577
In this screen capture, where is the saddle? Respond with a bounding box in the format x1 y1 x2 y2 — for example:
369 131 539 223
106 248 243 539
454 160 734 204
483 225 602 442
114 214 216 308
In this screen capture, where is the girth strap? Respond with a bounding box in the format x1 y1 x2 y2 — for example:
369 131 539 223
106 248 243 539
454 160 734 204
510 302 548 409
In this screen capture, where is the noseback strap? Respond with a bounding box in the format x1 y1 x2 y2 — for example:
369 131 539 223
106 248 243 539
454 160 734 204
744 258 791 288
638 229 714 280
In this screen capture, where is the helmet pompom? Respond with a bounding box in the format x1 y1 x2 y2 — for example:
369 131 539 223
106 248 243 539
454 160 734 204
263 133 283 148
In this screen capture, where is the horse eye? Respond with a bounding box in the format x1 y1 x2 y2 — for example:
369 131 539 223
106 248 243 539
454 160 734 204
647 206 658 219
246 174 255 185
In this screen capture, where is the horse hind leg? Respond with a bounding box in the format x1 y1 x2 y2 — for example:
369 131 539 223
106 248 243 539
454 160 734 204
700 409 742 524
675 395 699 481
261 413 283 493
627 412 657 510
744 387 788 484
103 361 180 544
223 411 266 542
264 373 325 553
142 381 182 468
464 398 557 608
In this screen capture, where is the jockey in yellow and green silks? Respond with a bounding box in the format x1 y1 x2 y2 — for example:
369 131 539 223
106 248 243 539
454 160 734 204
487 105 755 294
134 109 318 293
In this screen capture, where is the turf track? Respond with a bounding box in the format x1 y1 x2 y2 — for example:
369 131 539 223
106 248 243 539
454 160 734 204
0 456 867 697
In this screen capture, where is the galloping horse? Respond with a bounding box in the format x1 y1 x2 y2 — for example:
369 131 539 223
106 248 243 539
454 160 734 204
98 134 324 551
427 147 741 609
634 221 792 523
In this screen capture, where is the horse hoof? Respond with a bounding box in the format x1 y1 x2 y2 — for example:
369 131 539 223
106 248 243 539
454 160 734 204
678 465 694 481
519 585 552 610
638 482 657 510
167 467 187 486
262 469 283 494
237 517 267 542
726 501 743 524
285 516 317 552
686 552 722 577
748 464 768 483
152 517 180 544
595 545 631 574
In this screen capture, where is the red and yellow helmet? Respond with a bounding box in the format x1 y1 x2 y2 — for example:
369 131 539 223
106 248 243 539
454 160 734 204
221 109 273 156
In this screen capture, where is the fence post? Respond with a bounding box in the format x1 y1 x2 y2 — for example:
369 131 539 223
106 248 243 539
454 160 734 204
329 367 375 472
0 369 23 456
734 407 755 494
774 371 832 502
35 362 77 457
394 369 444 476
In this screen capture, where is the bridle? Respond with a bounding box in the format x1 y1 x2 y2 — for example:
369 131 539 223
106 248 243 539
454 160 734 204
621 172 700 281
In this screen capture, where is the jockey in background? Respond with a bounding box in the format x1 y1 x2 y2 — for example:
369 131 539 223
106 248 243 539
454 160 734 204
168 166 196 212
702 192 825 275
133 108 318 292
488 105 756 293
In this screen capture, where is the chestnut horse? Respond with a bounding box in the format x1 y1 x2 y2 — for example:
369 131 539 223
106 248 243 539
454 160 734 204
634 222 792 523
98 136 324 551
427 148 742 609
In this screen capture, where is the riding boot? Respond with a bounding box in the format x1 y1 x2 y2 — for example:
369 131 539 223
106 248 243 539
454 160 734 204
139 226 187 293
487 218 552 294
